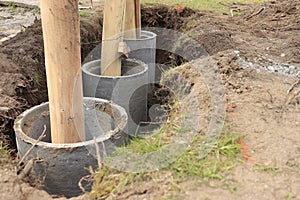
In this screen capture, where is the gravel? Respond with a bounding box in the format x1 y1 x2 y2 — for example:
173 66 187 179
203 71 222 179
234 50 300 78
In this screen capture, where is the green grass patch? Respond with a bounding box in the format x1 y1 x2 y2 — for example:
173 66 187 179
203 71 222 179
0 142 11 158
0 146 9 157
168 126 241 181
90 124 242 199
79 7 104 18
141 0 265 13
90 85 242 198
120 99 180 154
7 2 16 8
79 9 93 18
123 123 179 154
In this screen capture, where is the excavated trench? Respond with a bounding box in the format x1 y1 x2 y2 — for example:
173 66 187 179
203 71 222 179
0 5 202 152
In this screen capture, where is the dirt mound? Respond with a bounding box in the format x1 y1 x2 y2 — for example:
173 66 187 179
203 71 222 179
0 19 46 149
238 0 300 64
1 19 46 104
80 17 103 60
141 4 196 30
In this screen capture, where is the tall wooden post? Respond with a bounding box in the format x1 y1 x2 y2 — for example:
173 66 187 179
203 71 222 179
124 0 137 39
124 0 141 39
101 0 126 76
40 0 85 143
135 0 141 38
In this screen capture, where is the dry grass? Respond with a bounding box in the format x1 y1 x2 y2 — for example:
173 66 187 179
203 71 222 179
140 0 265 13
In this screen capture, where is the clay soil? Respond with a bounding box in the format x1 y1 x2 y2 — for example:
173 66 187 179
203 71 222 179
0 0 300 199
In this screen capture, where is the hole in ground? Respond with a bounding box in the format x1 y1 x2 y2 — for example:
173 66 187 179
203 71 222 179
0 4 195 152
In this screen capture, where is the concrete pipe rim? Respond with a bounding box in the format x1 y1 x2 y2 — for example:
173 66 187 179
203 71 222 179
13 97 128 149
82 58 148 79
124 30 157 41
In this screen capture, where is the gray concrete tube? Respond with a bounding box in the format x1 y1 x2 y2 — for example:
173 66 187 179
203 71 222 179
124 31 157 84
14 97 128 198
82 59 148 136
83 30 157 84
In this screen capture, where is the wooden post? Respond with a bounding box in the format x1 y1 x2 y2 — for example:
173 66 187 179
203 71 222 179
101 0 126 76
134 0 141 38
40 0 85 143
124 0 137 39
124 0 141 39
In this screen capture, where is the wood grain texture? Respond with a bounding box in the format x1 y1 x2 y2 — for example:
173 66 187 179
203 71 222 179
101 0 126 76
124 0 137 39
40 0 85 143
135 0 141 38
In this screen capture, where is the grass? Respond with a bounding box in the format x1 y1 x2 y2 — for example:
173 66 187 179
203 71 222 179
79 7 104 18
79 9 92 18
89 84 242 199
254 164 281 174
90 123 242 199
0 141 11 158
167 125 241 182
141 0 265 13
7 2 16 8
0 145 9 157
286 191 296 200
122 123 179 154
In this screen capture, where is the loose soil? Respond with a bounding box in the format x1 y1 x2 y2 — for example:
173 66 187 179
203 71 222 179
0 0 299 199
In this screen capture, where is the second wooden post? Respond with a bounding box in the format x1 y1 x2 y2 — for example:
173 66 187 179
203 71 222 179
101 0 126 76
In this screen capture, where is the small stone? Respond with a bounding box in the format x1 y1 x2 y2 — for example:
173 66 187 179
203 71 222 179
3 178 9 183
19 48 25 54
234 50 240 55
289 65 295 70
267 66 275 72
236 89 242 94
283 68 289 74
280 53 286 57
